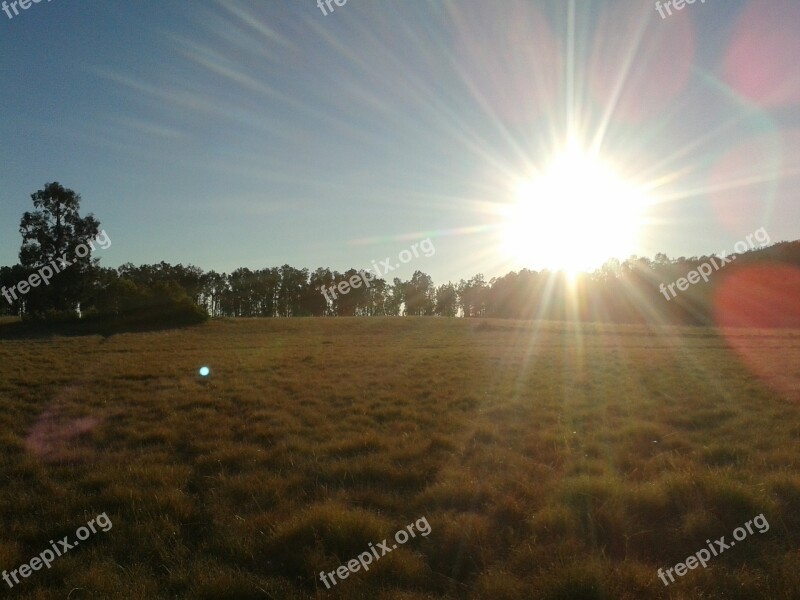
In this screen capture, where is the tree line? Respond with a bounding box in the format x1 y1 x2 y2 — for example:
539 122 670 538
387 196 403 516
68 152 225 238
2 183 799 328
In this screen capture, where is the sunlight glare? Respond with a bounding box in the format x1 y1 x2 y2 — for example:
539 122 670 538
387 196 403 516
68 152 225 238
504 142 652 275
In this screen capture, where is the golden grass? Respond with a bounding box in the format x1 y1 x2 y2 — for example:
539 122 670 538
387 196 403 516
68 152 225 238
0 317 798 598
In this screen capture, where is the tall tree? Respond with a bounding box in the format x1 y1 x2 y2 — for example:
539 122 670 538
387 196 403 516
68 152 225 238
434 282 458 317
18 182 100 312
305 268 334 316
278 265 309 317
388 277 406 316
405 270 435 315
458 274 487 317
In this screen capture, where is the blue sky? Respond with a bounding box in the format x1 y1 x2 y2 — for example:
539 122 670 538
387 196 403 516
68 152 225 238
1 0 798 283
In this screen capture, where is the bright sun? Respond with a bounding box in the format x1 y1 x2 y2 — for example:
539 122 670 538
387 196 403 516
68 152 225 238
503 142 652 276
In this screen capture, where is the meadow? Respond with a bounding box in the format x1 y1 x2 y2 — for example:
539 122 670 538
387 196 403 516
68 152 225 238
0 317 798 599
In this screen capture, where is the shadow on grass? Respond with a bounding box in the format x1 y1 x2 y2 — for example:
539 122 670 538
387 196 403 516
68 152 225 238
0 312 208 339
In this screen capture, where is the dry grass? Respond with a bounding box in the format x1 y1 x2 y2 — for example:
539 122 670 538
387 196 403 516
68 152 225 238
0 317 799 598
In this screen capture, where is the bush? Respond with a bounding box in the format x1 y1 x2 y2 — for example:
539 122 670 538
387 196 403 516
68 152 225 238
10 279 208 335
90 280 208 331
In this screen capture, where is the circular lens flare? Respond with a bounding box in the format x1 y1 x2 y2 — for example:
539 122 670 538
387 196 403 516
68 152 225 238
715 264 800 400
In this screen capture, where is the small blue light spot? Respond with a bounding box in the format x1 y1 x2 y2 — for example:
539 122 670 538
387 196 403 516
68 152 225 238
199 366 210 377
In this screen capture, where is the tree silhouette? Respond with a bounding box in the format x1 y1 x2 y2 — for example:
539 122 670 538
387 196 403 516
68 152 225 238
18 182 100 313
4 186 800 329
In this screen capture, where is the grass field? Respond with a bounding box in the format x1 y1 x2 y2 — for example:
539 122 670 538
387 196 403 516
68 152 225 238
0 318 799 599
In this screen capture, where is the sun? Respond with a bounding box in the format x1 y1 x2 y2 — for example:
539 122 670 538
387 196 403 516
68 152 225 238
502 142 652 276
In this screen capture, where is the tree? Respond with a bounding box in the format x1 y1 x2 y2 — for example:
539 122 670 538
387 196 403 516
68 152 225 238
334 269 361 316
227 268 257 317
18 182 100 313
0 265 28 315
277 265 309 317
199 270 227 317
434 282 458 317
303 268 333 316
458 274 487 317
388 277 407 315
405 270 435 315
362 272 389 316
